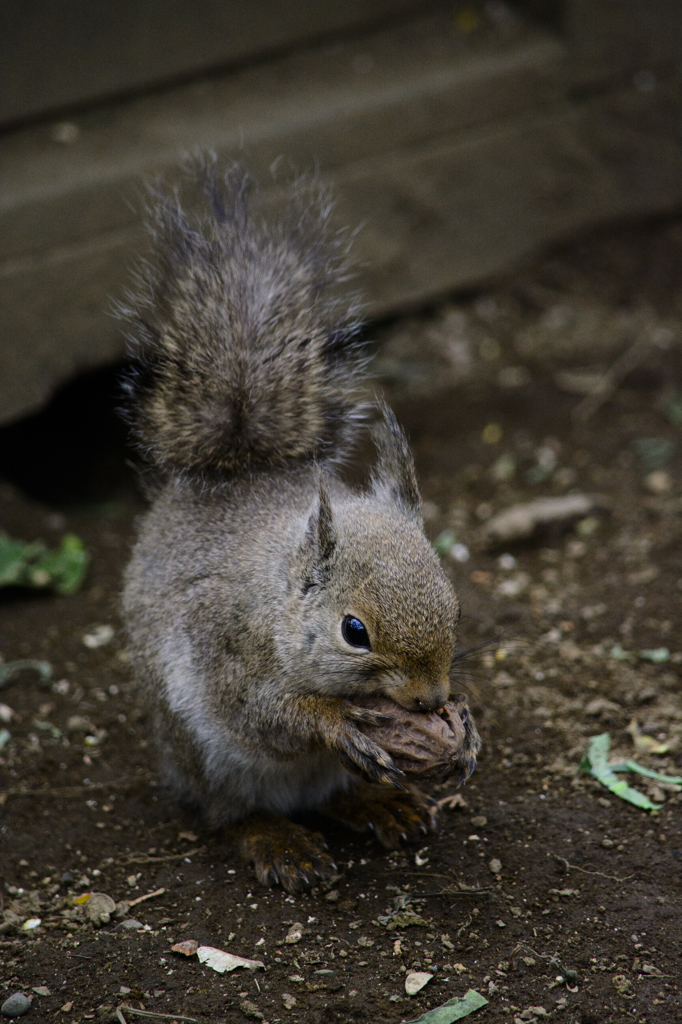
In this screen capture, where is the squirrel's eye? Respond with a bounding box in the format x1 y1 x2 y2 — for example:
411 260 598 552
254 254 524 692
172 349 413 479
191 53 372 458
341 615 371 650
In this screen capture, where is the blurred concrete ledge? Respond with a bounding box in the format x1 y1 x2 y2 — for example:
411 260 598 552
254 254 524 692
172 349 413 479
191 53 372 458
1 3 681 424
0 0 438 128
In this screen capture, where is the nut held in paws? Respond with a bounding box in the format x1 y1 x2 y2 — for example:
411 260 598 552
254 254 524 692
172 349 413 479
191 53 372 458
353 694 474 781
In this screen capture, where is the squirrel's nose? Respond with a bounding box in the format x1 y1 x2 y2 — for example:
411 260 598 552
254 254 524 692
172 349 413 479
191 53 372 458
414 695 444 713
412 680 450 713
389 677 450 713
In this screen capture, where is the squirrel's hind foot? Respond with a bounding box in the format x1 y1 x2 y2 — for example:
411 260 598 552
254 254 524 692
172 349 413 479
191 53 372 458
238 815 337 894
320 783 438 850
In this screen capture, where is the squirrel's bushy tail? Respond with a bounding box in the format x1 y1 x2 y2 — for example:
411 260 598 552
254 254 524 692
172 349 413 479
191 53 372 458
120 163 367 479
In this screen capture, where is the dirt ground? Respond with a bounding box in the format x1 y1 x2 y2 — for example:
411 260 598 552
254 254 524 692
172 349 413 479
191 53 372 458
2 216 682 1024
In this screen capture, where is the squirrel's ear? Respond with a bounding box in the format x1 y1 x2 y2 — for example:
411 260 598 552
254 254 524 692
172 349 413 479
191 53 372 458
301 476 337 587
370 402 421 519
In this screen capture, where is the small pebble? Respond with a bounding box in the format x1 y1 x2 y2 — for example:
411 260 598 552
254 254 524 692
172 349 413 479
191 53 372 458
85 892 116 926
405 971 433 995
239 999 263 1020
116 918 144 930
451 542 470 562
172 939 199 955
1 993 31 1018
491 453 517 482
285 922 304 944
644 470 671 494
82 624 115 649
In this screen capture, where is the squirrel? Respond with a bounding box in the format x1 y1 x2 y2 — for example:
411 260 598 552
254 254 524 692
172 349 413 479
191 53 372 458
121 164 480 893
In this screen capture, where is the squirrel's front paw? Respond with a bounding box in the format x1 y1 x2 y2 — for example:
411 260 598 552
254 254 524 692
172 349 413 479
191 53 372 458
327 701 405 788
238 815 337 894
449 693 482 785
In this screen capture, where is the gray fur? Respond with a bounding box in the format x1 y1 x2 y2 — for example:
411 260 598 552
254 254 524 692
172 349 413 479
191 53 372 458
120 164 366 479
122 167 465 828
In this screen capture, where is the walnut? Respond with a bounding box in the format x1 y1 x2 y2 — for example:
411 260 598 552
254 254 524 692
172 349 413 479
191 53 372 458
354 694 474 782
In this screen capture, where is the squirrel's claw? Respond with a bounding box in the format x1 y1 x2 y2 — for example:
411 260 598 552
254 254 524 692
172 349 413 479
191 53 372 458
321 782 438 849
335 735 406 790
277 858 334 895
444 709 481 787
239 815 338 893
329 701 406 788
345 704 394 726
253 862 279 888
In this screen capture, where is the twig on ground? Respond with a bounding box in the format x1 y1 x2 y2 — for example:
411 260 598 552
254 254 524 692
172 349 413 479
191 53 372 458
515 942 566 961
573 330 654 423
0 773 152 803
438 883 493 898
118 1007 198 1023
413 888 493 899
128 888 166 907
510 942 577 976
552 853 633 883
384 871 452 878
510 942 547 962
124 847 205 865
384 872 492 898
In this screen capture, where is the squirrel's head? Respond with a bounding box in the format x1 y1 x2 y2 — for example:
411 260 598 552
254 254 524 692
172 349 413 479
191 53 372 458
285 408 459 712
330 515 459 713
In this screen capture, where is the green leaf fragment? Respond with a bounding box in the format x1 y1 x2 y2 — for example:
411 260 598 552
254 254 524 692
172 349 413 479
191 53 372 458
33 718 63 739
631 437 675 473
663 395 682 426
405 989 488 1024
607 779 657 810
0 537 45 585
611 760 682 788
581 734 663 810
584 731 611 770
0 533 88 595
43 533 89 594
433 530 456 556
638 648 670 663
609 644 630 660
0 660 52 689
